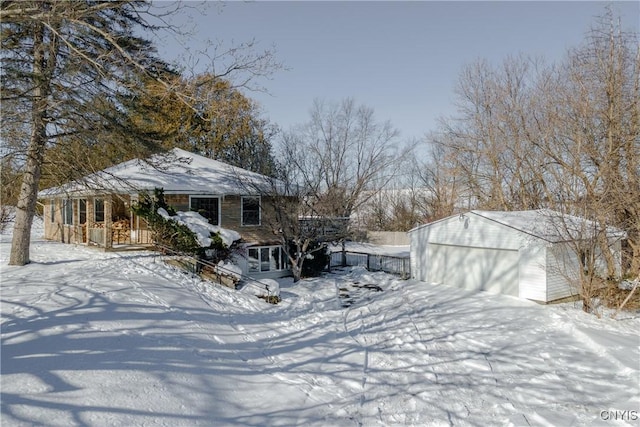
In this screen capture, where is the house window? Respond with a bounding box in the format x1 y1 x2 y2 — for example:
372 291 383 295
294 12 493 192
190 196 220 225
79 199 87 224
94 199 105 222
63 199 73 225
242 196 260 226
50 200 56 223
248 246 285 273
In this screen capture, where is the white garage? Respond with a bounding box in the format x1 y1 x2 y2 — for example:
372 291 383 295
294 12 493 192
408 209 625 303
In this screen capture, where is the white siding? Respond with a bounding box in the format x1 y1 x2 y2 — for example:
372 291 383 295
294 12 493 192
409 213 532 283
518 245 548 301
428 243 519 296
593 239 623 278
546 239 623 301
610 240 623 277
546 243 579 301
409 231 428 281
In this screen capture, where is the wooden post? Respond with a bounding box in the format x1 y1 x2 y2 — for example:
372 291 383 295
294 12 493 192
72 199 79 244
104 196 113 249
86 198 94 245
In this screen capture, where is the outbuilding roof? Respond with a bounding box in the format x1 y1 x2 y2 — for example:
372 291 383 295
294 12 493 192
409 209 626 243
39 148 276 198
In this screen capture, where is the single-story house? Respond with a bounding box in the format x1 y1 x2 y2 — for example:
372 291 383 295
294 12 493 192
39 148 289 279
408 209 626 303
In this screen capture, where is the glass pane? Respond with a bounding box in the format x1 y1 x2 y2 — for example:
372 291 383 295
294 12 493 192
95 199 105 222
260 247 270 271
248 248 259 272
79 200 87 224
242 197 260 225
64 200 73 225
243 210 260 225
190 197 219 225
271 247 281 270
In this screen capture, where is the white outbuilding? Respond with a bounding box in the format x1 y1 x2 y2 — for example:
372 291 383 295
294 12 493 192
408 209 626 303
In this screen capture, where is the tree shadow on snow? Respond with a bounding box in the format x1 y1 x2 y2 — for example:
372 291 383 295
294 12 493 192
0 256 634 427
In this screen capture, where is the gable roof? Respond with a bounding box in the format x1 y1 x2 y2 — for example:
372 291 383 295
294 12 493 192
39 148 276 198
472 209 626 242
409 209 626 243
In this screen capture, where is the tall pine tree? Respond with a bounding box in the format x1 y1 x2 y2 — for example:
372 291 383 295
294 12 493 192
1 1 173 265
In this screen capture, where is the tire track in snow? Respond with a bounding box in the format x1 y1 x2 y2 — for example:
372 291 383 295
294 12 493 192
399 289 533 426
337 279 386 427
224 299 347 425
392 292 447 425
386 291 467 426
337 277 438 426
342 306 368 426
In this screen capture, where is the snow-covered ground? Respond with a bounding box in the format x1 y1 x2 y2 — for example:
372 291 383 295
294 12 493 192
1 218 639 426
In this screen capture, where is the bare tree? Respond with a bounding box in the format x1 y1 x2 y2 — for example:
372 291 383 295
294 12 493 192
243 98 410 281
428 7 638 285
356 159 433 232
434 55 550 212
533 8 639 278
415 137 466 221
282 98 410 221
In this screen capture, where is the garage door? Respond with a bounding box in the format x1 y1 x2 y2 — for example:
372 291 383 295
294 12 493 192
427 243 519 296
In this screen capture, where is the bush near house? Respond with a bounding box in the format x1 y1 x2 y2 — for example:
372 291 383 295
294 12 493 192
594 277 640 311
132 188 198 253
132 188 237 263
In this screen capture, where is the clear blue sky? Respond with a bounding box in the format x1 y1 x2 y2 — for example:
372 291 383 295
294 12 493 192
154 1 639 142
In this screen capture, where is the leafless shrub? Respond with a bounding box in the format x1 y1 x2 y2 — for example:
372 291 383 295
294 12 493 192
0 206 15 234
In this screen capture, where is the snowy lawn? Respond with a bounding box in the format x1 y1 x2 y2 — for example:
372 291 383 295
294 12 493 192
1 223 639 426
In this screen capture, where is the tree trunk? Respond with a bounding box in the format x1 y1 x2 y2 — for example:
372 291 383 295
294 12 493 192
291 263 302 283
9 22 48 266
629 239 640 275
10 146 44 265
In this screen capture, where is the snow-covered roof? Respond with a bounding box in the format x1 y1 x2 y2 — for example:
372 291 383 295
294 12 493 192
410 209 626 242
39 148 277 198
472 209 626 242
